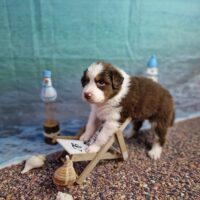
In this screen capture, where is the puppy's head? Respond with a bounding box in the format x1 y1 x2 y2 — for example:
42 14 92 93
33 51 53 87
81 62 124 104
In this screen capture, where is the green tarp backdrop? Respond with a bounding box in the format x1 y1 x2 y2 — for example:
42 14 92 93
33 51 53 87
0 0 200 126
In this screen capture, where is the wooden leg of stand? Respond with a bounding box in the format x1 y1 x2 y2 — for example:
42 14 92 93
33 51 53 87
116 130 128 160
76 136 115 185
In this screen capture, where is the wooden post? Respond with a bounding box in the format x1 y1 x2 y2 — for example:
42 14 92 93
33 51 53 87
76 135 115 185
115 130 128 160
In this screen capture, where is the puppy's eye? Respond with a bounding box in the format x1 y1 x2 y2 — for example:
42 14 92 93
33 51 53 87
97 80 105 86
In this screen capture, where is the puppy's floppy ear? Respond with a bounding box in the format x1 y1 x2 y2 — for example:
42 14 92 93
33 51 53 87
110 70 124 89
81 70 88 87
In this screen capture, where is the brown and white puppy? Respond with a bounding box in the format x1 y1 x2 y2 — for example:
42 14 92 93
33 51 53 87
80 61 175 160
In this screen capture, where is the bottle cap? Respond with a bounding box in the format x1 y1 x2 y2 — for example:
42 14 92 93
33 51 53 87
43 70 51 78
147 55 158 68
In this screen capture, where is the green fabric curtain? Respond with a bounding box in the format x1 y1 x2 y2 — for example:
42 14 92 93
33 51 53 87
0 0 200 125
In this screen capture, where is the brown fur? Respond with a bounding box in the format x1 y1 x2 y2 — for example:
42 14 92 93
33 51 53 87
119 76 175 146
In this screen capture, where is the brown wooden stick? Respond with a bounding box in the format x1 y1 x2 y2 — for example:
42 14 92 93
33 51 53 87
54 135 79 140
115 130 128 160
71 151 121 162
76 135 115 185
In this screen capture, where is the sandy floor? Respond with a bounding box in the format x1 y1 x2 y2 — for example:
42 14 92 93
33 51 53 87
0 118 200 200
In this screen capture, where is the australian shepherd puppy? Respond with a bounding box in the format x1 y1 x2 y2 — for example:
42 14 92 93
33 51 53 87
80 61 175 160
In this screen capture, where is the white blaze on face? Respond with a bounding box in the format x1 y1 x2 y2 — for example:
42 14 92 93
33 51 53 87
82 63 105 104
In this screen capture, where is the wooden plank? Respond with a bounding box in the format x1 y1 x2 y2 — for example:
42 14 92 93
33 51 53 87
71 153 96 161
119 118 131 131
76 136 115 184
54 135 79 140
71 152 121 162
116 130 128 160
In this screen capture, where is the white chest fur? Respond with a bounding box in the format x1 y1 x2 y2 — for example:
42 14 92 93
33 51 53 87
94 104 121 122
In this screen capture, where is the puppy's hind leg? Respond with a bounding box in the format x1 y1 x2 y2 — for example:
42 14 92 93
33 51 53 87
124 120 144 139
148 122 167 160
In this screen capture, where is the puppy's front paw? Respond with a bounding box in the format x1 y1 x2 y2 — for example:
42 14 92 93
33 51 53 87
79 133 91 142
86 144 100 153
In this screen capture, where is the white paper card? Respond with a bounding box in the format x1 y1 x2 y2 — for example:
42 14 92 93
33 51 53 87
57 139 88 154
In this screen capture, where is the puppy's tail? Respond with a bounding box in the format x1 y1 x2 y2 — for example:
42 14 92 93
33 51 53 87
170 110 175 126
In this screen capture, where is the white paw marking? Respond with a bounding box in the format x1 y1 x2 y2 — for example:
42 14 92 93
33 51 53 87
148 143 162 160
86 144 100 153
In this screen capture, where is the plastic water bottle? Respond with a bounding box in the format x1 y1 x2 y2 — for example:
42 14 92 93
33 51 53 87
41 70 57 102
41 70 60 145
146 55 158 82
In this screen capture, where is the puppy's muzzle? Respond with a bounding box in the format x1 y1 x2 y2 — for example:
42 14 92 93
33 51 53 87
84 92 92 100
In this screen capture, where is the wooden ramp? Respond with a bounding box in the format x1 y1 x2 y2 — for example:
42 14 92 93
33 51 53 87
54 118 130 185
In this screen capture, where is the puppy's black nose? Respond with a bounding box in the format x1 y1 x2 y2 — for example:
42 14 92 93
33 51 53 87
84 92 92 100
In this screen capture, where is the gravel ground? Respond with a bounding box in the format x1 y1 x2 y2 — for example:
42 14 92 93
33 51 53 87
0 118 200 200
